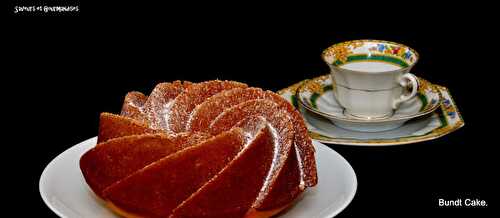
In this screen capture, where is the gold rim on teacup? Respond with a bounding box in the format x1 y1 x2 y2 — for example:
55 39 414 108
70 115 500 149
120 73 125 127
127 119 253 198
321 39 420 73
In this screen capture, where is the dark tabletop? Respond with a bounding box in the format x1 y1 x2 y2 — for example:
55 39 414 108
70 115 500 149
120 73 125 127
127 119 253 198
5 3 495 217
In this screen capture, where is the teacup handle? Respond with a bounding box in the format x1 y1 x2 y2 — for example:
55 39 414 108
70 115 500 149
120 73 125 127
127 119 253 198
392 73 419 109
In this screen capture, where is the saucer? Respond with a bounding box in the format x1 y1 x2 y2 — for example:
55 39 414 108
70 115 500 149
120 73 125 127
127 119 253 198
295 75 441 132
278 75 464 146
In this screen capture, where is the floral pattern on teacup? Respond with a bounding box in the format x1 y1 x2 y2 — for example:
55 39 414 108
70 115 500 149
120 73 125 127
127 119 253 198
323 41 364 63
323 40 418 66
368 43 415 63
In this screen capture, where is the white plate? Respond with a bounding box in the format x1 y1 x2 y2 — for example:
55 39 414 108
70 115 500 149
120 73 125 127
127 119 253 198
40 137 357 218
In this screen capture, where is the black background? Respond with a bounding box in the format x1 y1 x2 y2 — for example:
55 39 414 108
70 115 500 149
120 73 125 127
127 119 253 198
5 2 496 217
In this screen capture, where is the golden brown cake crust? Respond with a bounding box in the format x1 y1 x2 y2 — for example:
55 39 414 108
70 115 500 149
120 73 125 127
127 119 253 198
120 91 148 123
206 99 300 210
97 112 157 143
80 80 317 218
188 87 268 132
142 81 190 130
189 87 317 187
265 91 318 187
102 129 246 218
81 132 211 197
167 80 247 133
170 125 275 218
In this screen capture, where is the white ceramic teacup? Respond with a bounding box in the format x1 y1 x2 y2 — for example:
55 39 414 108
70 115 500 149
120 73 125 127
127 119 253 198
322 40 420 120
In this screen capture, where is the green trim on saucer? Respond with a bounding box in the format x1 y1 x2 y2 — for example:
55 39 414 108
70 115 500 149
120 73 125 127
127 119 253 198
333 54 409 68
308 108 449 142
290 95 299 109
437 103 449 128
323 85 333 92
299 75 441 123
277 74 464 146
417 93 428 112
310 93 320 109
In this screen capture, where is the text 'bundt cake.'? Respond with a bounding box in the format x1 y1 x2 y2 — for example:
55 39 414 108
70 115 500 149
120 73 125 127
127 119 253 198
80 80 318 218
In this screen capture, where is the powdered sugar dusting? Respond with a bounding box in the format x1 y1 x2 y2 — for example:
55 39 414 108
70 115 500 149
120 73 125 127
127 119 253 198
167 80 247 133
120 91 148 123
161 100 175 133
266 90 317 187
254 122 281 204
295 142 306 188
143 81 187 131
91 80 317 217
207 99 296 207
188 87 267 132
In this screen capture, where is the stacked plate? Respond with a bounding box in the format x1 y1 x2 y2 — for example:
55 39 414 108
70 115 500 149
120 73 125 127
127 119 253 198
278 75 464 146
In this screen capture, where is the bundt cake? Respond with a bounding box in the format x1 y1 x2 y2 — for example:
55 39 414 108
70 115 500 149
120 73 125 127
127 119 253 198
80 80 317 218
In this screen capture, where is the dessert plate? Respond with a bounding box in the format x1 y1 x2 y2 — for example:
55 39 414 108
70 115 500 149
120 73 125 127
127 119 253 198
296 75 441 132
279 75 464 146
40 137 357 218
